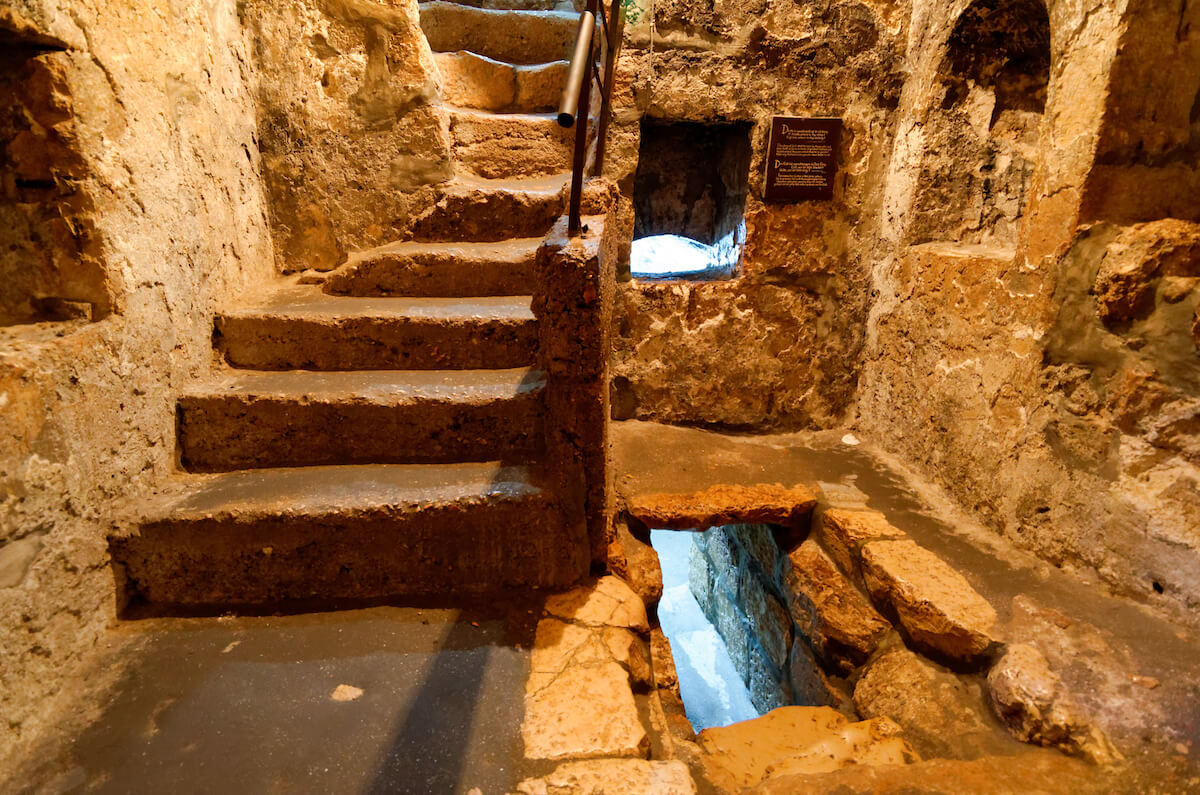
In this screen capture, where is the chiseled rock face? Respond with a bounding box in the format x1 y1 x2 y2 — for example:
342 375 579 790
860 540 997 663
627 483 818 531
543 575 650 636
1093 219 1200 327
513 759 697 795
696 706 917 793
853 645 1003 761
787 540 892 673
818 509 907 584
988 644 1120 765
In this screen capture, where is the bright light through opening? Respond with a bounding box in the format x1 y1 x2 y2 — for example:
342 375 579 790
630 222 745 280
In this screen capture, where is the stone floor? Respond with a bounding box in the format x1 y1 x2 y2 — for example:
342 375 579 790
10 602 540 795
613 420 1200 790
10 421 1200 793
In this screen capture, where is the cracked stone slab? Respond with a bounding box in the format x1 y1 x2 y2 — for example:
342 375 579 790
529 619 650 692
522 658 649 761
512 758 697 794
861 540 998 663
626 483 818 531
542 575 650 635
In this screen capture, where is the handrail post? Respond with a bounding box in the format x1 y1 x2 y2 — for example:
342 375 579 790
592 0 622 178
567 0 599 235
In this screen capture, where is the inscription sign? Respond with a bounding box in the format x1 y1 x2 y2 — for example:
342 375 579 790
763 117 842 202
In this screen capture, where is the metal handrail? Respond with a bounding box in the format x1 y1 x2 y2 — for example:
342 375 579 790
557 0 624 234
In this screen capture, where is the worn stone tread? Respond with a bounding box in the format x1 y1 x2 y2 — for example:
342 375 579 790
111 463 590 607
216 285 537 370
178 368 546 470
327 237 544 297
419 2 576 64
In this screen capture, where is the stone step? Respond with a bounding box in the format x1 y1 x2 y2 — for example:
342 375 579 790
448 108 574 179
435 52 567 113
419 2 576 65
410 174 569 242
325 237 543 297
179 368 546 472
110 463 589 608
216 285 537 370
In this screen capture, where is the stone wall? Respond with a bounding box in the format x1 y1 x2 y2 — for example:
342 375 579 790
607 0 908 429
242 0 449 273
856 0 1200 624
0 0 274 765
688 524 802 714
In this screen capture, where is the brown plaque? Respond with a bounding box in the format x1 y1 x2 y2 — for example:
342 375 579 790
763 117 841 202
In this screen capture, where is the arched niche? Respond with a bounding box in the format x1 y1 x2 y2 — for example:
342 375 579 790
907 0 1051 251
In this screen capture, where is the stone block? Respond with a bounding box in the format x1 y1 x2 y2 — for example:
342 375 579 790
627 483 819 531
514 759 697 794
740 572 792 672
860 540 997 664
523 658 650 761
697 706 917 793
787 639 842 708
688 541 715 618
543 575 650 636
747 643 791 715
818 509 907 584
731 523 782 583
710 585 751 684
786 540 892 673
650 628 679 693
607 518 664 610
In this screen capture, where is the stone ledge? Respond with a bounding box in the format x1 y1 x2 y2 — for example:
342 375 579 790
626 483 818 531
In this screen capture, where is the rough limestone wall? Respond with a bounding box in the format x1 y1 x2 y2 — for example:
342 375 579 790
0 0 274 765
607 0 909 429
857 0 1200 624
242 0 450 273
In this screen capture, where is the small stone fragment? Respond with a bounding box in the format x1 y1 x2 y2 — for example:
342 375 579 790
988 644 1120 765
860 540 997 663
626 483 818 531
330 684 363 702
514 759 696 794
787 540 892 672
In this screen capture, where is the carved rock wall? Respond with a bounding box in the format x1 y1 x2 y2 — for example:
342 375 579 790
0 0 274 765
857 0 1200 624
607 0 908 429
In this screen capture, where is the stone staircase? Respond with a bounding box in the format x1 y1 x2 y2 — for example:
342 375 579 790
108 0 602 611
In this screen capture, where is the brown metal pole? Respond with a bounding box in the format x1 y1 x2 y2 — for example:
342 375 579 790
568 0 599 234
592 0 622 177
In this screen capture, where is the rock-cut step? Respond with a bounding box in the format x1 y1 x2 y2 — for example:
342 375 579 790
419 2 576 64
179 368 546 472
216 285 537 370
409 173 569 242
110 463 590 609
435 51 567 113
448 108 574 179
324 237 543 297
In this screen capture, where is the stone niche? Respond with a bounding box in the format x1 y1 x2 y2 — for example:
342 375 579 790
908 0 1050 249
631 119 752 279
0 28 106 325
